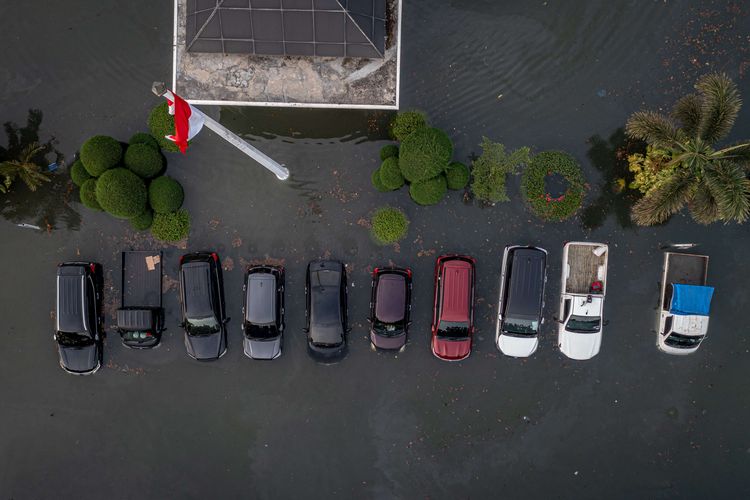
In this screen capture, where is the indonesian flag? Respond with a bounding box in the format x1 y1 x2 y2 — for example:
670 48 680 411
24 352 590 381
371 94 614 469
162 90 205 154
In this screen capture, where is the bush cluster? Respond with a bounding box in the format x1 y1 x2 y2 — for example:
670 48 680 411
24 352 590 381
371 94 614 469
471 138 531 203
522 151 586 221
130 209 154 231
69 160 91 187
151 209 191 242
149 175 184 213
445 161 470 190
148 102 182 153
129 132 160 151
389 111 427 142
79 179 101 211
95 168 148 219
399 127 453 183
379 144 399 161
124 143 164 178
370 207 409 245
410 175 448 206
379 157 404 190
80 135 122 177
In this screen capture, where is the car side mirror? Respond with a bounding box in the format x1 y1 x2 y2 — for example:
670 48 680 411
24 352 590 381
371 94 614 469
603 320 610 326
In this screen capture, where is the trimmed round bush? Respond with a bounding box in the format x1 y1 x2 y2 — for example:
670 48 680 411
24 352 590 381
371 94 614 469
409 174 448 206
399 127 453 183
80 135 122 177
79 179 102 211
94 168 148 219
148 102 181 153
389 111 428 142
370 207 409 245
379 144 399 161
124 143 164 179
379 157 405 190
148 175 184 213
522 151 586 221
151 209 190 242
371 168 390 192
129 132 160 150
70 159 91 187
130 209 153 231
446 161 470 190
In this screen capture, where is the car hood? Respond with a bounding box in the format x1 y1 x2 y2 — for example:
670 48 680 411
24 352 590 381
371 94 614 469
185 331 226 360
432 337 471 361
559 331 601 360
370 330 406 350
497 334 538 358
244 336 282 360
58 343 99 374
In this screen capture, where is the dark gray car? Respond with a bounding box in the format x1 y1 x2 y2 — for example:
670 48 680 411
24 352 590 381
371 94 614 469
305 260 348 360
54 262 102 375
179 252 228 360
242 265 284 360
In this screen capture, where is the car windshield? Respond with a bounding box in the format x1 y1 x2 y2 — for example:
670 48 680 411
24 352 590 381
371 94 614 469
503 317 539 336
245 323 279 340
665 332 704 348
185 316 220 336
373 318 405 336
57 331 94 347
437 320 469 339
566 315 601 333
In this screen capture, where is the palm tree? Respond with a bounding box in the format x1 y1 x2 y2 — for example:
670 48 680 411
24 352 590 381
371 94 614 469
625 73 750 225
0 142 51 193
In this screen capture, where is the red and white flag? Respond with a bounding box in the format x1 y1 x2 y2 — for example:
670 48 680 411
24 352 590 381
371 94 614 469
162 90 205 154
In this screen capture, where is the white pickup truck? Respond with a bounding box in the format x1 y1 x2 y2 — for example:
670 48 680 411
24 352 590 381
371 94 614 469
557 242 608 360
657 252 713 355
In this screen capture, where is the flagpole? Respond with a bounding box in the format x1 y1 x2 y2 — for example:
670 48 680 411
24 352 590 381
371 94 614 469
151 82 290 181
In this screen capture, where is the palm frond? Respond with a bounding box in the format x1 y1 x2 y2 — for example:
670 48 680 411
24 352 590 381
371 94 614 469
703 161 750 223
625 111 681 149
713 141 750 166
0 159 51 192
671 94 703 137
695 73 742 144
688 183 720 224
631 169 695 225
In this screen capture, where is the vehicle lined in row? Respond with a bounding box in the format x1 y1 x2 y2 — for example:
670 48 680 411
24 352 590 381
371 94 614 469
52 244 717 374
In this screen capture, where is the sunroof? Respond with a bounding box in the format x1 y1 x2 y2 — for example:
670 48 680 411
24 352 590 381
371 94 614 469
185 0 386 58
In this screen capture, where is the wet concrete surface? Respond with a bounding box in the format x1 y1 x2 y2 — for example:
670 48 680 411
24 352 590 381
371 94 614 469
1 1 750 498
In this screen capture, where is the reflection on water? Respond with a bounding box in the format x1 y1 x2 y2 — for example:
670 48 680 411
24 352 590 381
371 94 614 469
0 109 80 231
580 128 643 231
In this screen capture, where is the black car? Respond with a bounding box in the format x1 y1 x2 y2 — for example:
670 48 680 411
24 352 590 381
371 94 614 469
54 262 103 375
368 267 412 351
179 252 228 360
305 260 348 360
242 265 285 360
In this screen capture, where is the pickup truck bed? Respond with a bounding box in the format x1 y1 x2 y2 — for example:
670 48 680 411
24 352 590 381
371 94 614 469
662 252 708 310
122 251 161 308
564 243 607 295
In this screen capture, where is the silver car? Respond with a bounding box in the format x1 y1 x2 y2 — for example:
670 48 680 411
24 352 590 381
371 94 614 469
242 265 285 360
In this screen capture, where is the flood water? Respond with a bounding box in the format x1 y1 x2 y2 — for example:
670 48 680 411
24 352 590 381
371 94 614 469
2 1 750 498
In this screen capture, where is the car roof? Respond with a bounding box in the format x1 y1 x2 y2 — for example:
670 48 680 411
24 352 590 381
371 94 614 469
506 248 546 318
245 273 276 324
181 262 214 317
375 273 406 323
311 286 341 325
56 273 87 333
440 259 473 322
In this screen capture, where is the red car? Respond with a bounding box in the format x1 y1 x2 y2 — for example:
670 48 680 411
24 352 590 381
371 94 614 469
431 254 476 361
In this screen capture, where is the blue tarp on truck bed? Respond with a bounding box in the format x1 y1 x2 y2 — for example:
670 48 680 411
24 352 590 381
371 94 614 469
670 284 714 316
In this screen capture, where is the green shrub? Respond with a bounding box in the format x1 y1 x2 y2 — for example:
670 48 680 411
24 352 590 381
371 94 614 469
389 111 428 142
80 135 122 177
471 138 531 203
446 161 470 190
69 159 91 187
129 132 160 150
148 102 182 153
409 175 448 206
130 209 153 231
370 207 409 244
379 144 399 161
94 168 148 219
79 179 102 211
124 143 164 179
151 209 190 242
522 151 586 221
379 157 405 190
149 175 184 213
399 127 453 183
371 168 390 192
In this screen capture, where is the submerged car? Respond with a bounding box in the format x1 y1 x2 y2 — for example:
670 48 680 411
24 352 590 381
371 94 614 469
242 265 285 360
305 260 348 360
495 246 547 358
368 267 412 350
54 262 103 375
431 255 476 361
179 252 228 360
